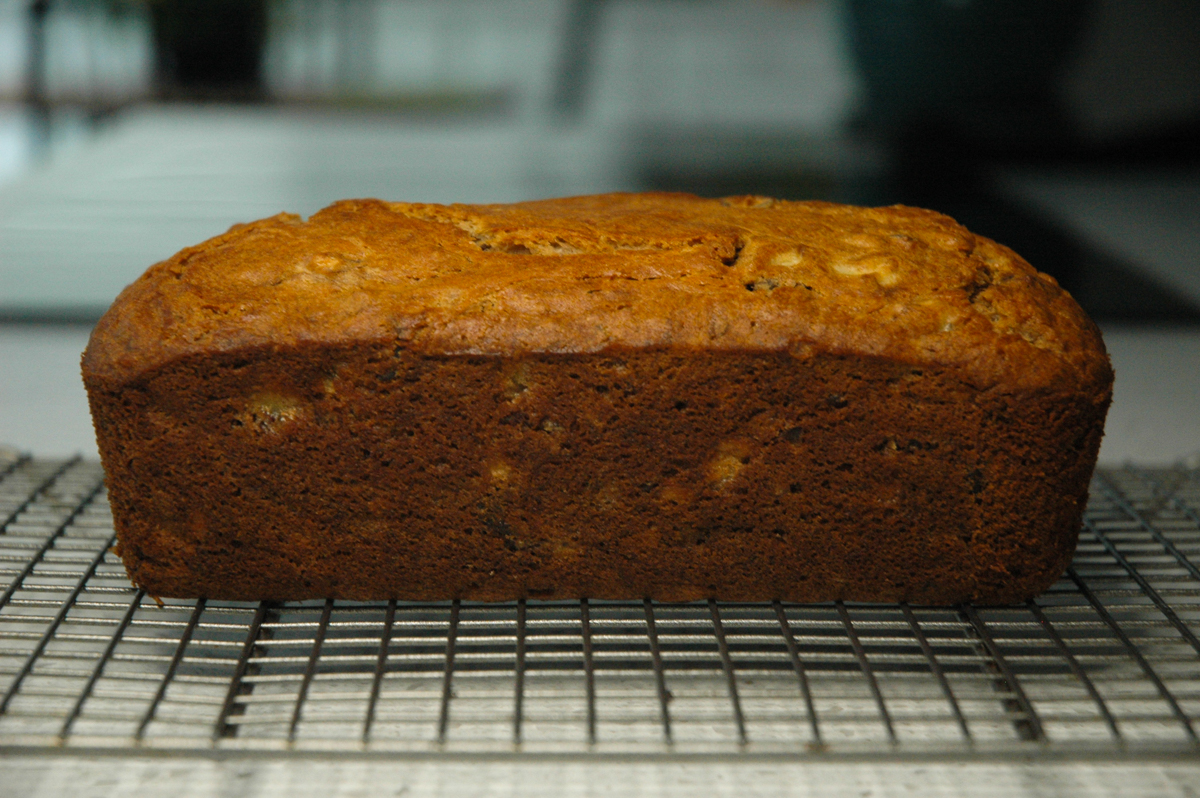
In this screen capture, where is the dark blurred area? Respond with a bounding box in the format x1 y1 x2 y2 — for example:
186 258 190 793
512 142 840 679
5 0 1200 324
846 0 1200 324
149 0 267 100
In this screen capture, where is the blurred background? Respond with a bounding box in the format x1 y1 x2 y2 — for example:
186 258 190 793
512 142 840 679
0 0 1198 461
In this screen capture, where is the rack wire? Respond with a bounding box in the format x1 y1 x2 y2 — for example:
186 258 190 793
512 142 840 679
0 453 1197 758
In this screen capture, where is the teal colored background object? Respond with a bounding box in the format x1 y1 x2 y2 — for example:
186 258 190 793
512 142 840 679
847 0 1094 132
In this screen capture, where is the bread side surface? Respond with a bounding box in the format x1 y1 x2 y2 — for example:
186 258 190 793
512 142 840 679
83 193 1113 603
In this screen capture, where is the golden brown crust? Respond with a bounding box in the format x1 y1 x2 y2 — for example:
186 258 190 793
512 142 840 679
84 193 1109 391
83 193 1113 604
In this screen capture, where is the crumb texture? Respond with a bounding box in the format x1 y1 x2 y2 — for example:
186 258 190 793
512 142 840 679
82 193 1113 604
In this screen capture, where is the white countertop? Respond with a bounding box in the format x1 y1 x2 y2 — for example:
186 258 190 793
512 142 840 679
2 755 1199 798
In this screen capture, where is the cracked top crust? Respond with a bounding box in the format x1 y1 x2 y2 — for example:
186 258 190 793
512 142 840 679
83 192 1111 392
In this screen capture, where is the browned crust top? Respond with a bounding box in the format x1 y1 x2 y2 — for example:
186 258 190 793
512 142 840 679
83 192 1111 393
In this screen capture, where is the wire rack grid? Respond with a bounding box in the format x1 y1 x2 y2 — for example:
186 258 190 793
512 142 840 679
0 454 1197 759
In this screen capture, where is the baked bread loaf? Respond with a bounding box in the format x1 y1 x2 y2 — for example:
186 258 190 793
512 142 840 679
83 193 1112 604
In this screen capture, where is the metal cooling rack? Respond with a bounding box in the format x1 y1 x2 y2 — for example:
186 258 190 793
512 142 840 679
0 454 1197 759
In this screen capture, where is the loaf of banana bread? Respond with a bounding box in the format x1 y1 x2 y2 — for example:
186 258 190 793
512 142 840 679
82 193 1112 603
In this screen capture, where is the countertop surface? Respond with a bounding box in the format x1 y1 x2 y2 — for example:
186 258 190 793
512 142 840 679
4 756 1199 798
